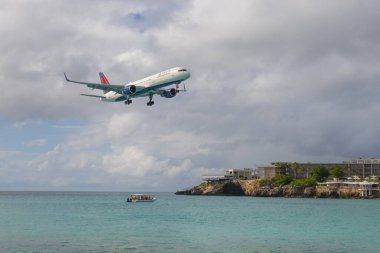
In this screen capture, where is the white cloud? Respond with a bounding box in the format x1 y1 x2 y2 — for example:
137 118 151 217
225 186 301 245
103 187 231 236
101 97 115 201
1 0 380 190
115 50 155 70
103 146 167 176
105 112 144 140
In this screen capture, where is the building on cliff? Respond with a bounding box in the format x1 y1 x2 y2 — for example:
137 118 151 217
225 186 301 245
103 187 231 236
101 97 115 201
224 168 254 179
203 168 254 182
318 180 379 197
256 158 380 180
342 159 380 178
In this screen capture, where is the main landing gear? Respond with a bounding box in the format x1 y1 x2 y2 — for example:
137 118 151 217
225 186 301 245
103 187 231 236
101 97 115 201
147 94 154 106
124 99 132 105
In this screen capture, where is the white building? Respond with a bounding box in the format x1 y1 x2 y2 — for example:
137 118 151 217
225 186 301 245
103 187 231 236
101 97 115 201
318 180 379 197
202 168 254 182
224 168 254 179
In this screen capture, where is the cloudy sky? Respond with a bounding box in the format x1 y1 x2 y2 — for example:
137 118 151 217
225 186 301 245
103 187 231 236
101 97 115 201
1 0 380 191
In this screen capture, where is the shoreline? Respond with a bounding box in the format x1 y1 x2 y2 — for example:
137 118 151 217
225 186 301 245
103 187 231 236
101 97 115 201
175 179 380 199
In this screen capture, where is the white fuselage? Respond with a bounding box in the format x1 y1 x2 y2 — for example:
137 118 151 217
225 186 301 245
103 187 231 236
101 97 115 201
101 67 190 102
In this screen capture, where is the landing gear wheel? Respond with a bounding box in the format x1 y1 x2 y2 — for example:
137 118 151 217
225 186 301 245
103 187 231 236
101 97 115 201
147 94 154 106
124 99 132 105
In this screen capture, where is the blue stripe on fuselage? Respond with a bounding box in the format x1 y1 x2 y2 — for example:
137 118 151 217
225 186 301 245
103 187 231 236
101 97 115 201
131 80 179 98
115 96 127 102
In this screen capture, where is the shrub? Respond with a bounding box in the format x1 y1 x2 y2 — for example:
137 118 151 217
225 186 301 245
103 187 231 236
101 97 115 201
310 165 329 182
272 174 293 186
329 167 344 178
290 178 317 187
259 178 271 186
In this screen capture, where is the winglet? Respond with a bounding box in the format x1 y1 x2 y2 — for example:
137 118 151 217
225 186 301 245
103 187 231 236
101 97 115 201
64 72 69 82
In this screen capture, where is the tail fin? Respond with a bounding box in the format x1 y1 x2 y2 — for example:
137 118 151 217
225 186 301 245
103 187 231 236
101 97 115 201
99 72 110 94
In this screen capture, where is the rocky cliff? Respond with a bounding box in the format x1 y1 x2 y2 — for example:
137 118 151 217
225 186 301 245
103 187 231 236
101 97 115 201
175 179 366 198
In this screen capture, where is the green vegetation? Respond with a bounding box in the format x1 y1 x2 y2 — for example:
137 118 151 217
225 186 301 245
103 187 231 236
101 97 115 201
273 162 291 173
273 161 306 179
290 178 317 187
291 162 301 179
310 165 330 182
329 166 344 178
259 178 271 186
259 176 294 187
272 174 293 186
256 162 367 189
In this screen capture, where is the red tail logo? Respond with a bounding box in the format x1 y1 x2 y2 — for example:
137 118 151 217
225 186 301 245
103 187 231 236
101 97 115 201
99 72 110 94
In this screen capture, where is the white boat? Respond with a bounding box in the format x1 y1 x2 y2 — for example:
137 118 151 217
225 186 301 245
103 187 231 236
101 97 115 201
127 194 156 202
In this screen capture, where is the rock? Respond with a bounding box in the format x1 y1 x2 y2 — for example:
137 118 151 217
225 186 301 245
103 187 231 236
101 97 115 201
176 179 365 199
251 187 270 197
282 185 304 197
337 187 360 199
316 186 339 198
239 180 260 196
268 187 283 197
303 187 316 197
175 180 244 196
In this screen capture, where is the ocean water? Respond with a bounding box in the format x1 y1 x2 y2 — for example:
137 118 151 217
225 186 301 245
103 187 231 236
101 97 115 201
0 192 379 253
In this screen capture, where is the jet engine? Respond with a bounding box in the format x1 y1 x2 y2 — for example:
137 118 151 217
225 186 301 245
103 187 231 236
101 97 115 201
122 85 137 96
161 88 177 98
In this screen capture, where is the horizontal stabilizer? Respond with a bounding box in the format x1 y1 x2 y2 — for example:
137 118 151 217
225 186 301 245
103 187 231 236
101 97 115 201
80 94 106 98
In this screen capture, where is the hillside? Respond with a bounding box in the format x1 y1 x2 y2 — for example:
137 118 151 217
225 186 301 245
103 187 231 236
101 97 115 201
175 179 367 198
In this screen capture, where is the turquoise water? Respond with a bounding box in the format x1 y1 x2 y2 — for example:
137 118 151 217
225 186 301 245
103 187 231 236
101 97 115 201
0 192 379 253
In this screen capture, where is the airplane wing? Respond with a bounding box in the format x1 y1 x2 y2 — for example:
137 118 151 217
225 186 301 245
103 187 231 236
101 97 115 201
64 73 125 93
80 94 106 98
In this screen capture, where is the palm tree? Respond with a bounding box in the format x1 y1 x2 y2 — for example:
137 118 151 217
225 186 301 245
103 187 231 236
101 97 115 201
273 162 292 176
291 162 301 179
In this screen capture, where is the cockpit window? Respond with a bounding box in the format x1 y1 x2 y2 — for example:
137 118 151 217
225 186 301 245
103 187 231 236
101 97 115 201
178 69 187 72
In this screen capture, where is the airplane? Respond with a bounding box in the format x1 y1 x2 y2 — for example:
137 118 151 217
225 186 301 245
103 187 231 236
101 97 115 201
64 67 190 106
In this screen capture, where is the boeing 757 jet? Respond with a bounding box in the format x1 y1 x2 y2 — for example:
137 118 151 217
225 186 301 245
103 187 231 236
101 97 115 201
64 67 190 106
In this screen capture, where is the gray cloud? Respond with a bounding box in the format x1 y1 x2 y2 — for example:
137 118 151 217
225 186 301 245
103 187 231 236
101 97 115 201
1 0 380 190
